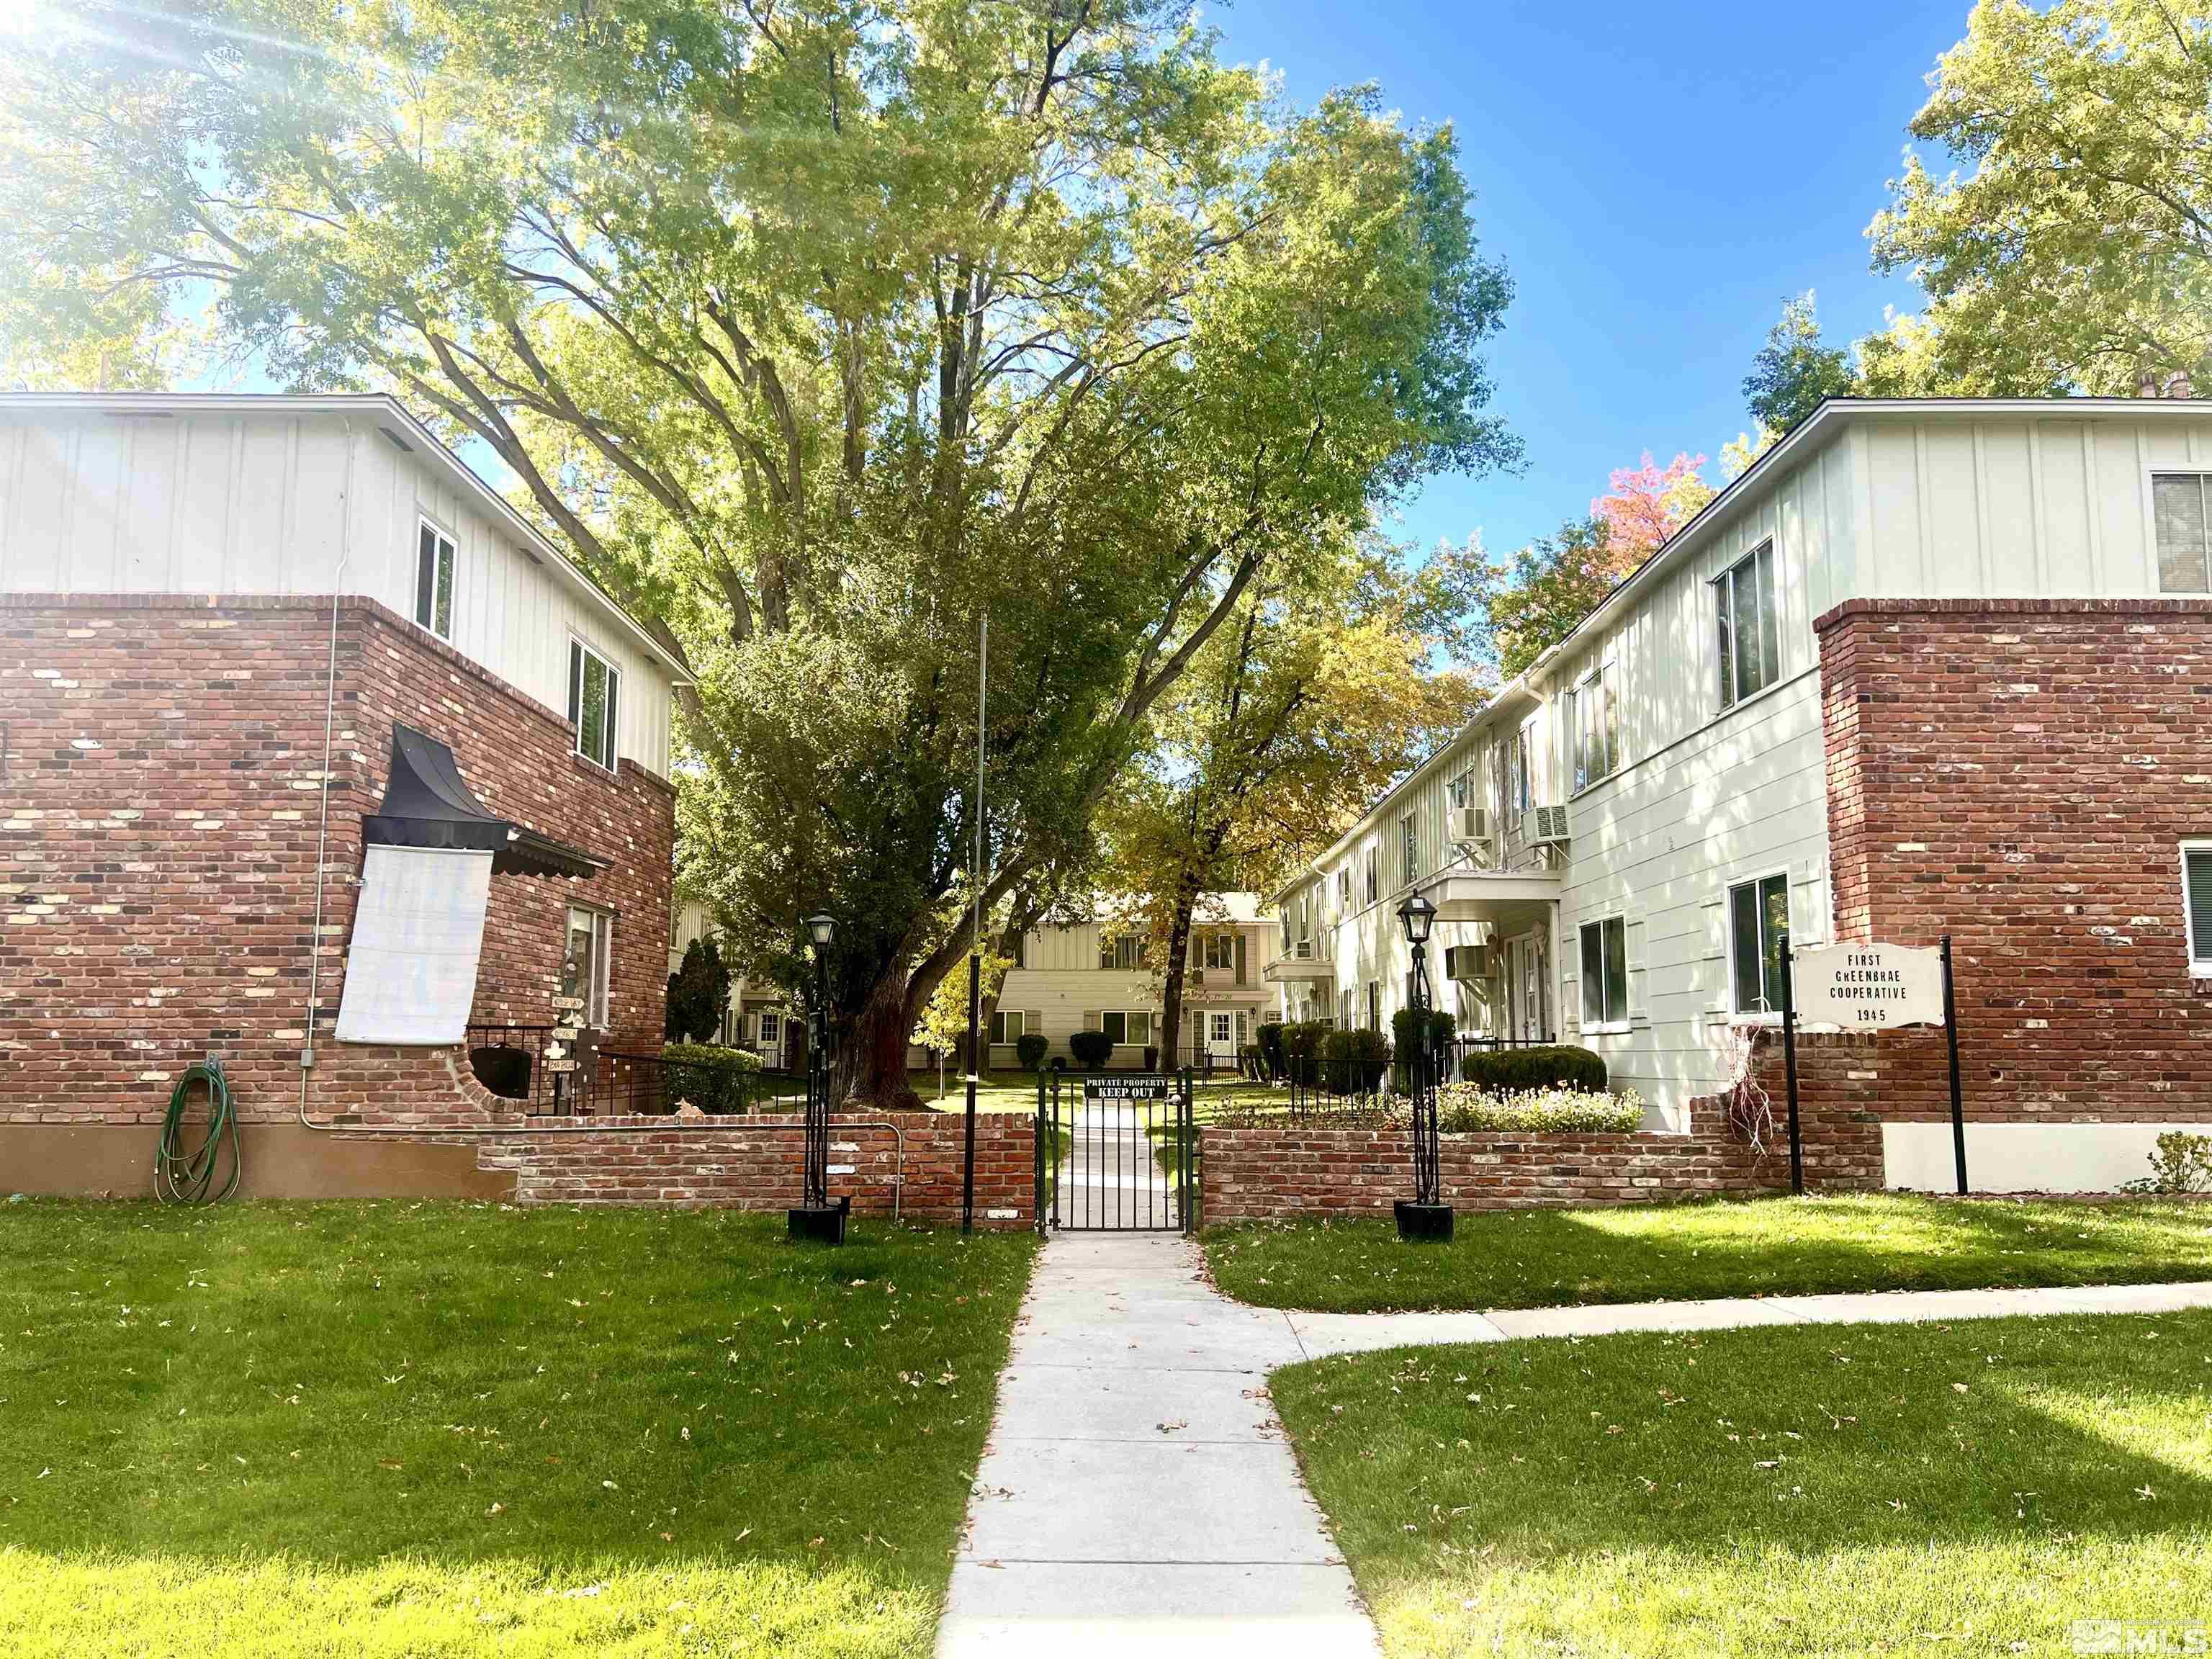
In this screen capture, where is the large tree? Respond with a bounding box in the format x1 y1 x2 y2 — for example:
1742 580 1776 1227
1743 292 1855 434
1867 0 2212 395
1 0 1519 1104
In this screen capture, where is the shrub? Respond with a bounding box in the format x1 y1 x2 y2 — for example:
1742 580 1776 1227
1143 1043 1160 1071
1390 1005 1457 1085
1256 1022 1286 1078
2123 1130 2212 1195
1015 1031 1048 1072
1460 1043 1606 1094
1238 1043 1264 1080
1437 1083 1643 1134
1346 1028 1391 1093
665 933 733 1043
662 1041 762 1115
1067 1028 1112 1070
1280 1020 1326 1083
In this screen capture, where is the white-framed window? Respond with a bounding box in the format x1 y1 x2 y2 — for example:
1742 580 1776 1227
1573 660 1618 792
1098 1010 1152 1048
1715 541 1779 710
1401 810 1419 886
989 1008 1028 1045
1578 914 1629 1032
1504 720 1535 818
1366 980 1380 1031
1336 867 1351 910
758 1010 781 1046
567 640 621 771
564 903 614 1029
2182 842 2212 976
1339 987 1354 1029
414 517 456 642
1098 933 1143 971
1728 872 1791 1017
1364 843 1378 904
2154 472 2212 593
1200 932 1236 971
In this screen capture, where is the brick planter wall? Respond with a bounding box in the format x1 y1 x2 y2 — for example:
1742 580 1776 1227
0 594 674 1190
476 1110 1038 1226
1815 597 2212 1124
1200 1111 1788 1224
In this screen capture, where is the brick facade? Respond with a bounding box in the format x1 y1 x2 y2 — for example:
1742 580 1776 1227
0 593 673 1156
1200 1104 1787 1224
1815 597 2212 1126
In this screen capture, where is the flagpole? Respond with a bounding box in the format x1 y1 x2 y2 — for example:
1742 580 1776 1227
962 613 986 1233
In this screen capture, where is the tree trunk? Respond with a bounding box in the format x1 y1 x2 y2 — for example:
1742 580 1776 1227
1158 871 1202 1070
847 963 925 1110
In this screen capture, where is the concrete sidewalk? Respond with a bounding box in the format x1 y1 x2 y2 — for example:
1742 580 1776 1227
937 1232 1380 1659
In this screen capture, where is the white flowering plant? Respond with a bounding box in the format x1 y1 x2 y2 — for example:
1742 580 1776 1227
1435 1083 1645 1134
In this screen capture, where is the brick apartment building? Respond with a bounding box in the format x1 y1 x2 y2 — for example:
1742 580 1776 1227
1273 397 2212 1192
0 394 684 1196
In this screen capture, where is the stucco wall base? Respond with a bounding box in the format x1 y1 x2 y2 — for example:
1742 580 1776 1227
1881 1120 2211 1194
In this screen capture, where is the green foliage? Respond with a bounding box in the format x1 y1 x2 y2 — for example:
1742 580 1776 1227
662 1041 763 1115
1280 1020 1329 1082
1867 0 2212 394
1256 1021 1286 1077
1391 1004 1457 1082
1435 1084 1643 1134
1460 1044 1606 1093
1067 1029 1113 1071
2122 1130 2212 1195
664 934 733 1046
1478 517 1617 679
1320 1027 1391 1094
1743 292 1856 434
1015 1031 1049 1072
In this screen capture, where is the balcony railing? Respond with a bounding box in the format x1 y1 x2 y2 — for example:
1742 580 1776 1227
465 1023 583 1115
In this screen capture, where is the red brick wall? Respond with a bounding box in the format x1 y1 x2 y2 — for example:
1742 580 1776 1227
1201 1111 1785 1223
0 594 672 1143
1684 1030 1886 1190
1815 598 2212 1125
476 1110 1037 1226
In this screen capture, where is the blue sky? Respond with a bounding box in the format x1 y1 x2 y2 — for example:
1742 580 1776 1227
1205 0 1971 559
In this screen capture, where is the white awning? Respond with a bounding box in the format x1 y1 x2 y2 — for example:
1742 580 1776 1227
334 845 494 1046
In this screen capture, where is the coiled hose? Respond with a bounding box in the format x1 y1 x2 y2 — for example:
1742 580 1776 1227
156 1057 241 1205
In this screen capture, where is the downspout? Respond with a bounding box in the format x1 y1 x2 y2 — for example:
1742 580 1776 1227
283 423 909 1210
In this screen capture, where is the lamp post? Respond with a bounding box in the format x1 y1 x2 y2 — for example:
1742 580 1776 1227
1395 891 1452 1241
788 912 848 1244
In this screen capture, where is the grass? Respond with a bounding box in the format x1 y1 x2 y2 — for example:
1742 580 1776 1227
1274 1311 2212 1655
0 1200 1034 1658
1205 1193 2212 1312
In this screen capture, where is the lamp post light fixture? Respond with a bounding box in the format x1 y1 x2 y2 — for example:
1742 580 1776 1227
789 912 849 1244
1394 891 1452 1242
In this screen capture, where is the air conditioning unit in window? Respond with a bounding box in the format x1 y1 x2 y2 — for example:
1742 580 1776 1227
1442 944 1484 981
1449 806 1491 847
1529 805 1571 846
1290 938 1314 961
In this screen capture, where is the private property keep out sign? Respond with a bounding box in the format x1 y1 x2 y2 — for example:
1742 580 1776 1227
1794 943 1946 1028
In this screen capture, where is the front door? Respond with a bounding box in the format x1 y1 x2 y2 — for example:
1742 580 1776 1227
1205 1008 1236 1063
1503 934 1548 1043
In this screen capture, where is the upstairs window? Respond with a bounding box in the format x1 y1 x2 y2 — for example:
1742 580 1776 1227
1716 541 1779 709
1337 867 1350 911
1098 933 1143 971
1363 842 1378 904
1573 661 1618 791
1401 809 1419 886
1200 932 1236 971
1729 873 1791 1017
414 518 456 641
568 641 621 771
2154 473 2212 593
565 904 613 1029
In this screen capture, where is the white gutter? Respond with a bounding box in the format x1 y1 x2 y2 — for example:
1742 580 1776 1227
0 390 687 681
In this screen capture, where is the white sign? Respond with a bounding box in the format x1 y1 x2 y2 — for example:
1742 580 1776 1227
1794 943 1945 1029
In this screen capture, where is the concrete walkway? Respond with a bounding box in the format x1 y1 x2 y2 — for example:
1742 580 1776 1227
938 1232 1377 1659
940 1231 2212 1658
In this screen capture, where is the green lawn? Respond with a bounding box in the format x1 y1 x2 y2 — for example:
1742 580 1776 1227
0 1200 1034 1658
1205 1193 2212 1312
1275 1312 2212 1655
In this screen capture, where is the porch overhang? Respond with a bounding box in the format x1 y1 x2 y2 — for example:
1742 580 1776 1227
1426 869 1561 922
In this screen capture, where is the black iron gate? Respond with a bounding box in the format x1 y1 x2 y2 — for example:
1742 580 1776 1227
1035 1069 1195 1233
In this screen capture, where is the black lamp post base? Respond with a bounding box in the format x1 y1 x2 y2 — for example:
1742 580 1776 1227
787 1196 850 1244
1395 1200 1454 1242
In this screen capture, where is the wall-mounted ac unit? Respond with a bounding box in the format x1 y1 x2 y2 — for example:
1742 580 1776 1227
1442 943 1484 981
1290 938 1314 961
1449 806 1491 845
1529 804 1570 845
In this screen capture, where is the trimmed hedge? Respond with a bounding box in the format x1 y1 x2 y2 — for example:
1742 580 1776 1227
1460 1043 1606 1093
1255 1021 1286 1079
1390 1006 1456 1086
1068 1028 1112 1070
662 1041 763 1115
1015 1030 1049 1071
1319 1026 1391 1094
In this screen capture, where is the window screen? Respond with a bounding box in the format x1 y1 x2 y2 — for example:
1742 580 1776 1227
1728 874 1791 1015
567 642 620 770
2154 474 2212 593
415 521 455 640
1716 542 1779 709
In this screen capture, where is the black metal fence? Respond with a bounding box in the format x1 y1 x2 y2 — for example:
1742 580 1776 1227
1040 1070 1195 1233
465 1024 584 1115
465 1025 805 1118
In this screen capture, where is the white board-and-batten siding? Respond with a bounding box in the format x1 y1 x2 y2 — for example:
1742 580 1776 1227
0 408 673 777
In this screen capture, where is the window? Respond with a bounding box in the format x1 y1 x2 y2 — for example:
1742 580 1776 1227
1715 541 1779 709
1337 868 1350 911
758 1010 781 1046
2182 844 2212 976
1364 843 1378 904
989 1009 1027 1045
1098 933 1143 971
1505 721 1534 817
1728 873 1791 1016
1366 981 1380 1031
1573 661 1618 791
568 641 621 771
2154 473 2212 593
414 518 456 641
1579 915 1628 1030
564 904 613 1029
1339 987 1354 1029
1200 932 1236 971
1099 1010 1152 1047
1401 810 1419 886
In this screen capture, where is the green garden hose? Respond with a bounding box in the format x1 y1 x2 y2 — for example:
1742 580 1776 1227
156 1057 241 1205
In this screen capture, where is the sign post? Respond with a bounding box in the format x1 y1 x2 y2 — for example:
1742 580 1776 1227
1781 948 1802 1196
1941 935 1966 1195
1791 940 1962 1194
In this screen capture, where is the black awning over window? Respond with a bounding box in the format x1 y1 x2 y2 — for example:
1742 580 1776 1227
361 723 606 882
